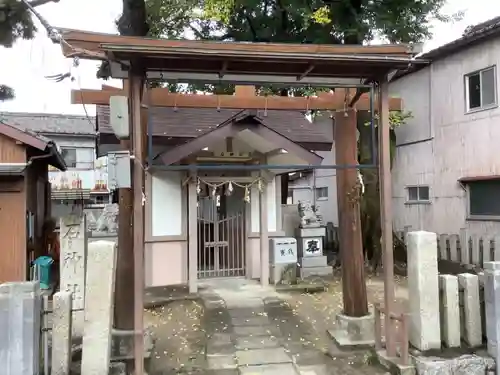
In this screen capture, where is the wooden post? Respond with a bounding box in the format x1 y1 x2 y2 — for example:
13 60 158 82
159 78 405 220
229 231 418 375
379 78 396 356
188 172 198 293
334 109 368 317
113 77 134 350
259 172 269 287
129 72 145 375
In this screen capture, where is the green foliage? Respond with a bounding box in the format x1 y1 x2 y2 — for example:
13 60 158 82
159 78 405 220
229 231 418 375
0 85 15 102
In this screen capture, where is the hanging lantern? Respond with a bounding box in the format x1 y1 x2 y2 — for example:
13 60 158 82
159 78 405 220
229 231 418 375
196 178 201 195
243 186 250 203
226 181 234 196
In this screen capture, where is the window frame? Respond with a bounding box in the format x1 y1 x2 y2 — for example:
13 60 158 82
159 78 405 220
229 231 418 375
315 187 328 201
405 185 431 205
464 65 498 113
466 180 500 221
60 147 77 169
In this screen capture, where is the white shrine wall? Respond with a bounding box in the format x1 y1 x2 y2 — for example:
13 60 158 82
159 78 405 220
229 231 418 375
144 171 188 287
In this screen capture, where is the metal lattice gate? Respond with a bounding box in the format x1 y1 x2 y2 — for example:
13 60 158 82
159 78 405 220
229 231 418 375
197 195 246 278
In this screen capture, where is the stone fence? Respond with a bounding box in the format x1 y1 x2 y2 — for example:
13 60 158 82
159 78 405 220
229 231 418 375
398 226 500 269
0 240 118 375
374 231 500 375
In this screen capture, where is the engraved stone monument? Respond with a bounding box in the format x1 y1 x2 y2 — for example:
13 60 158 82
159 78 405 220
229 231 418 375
295 201 332 278
60 214 87 337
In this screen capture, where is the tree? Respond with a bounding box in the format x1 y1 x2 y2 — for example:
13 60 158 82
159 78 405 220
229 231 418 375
142 0 460 267
0 0 61 101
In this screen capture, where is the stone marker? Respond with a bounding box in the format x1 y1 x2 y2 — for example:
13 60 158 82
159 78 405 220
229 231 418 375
407 231 441 350
0 281 41 375
458 273 482 347
60 214 87 337
438 275 460 348
484 262 500 358
52 291 73 375
81 240 117 375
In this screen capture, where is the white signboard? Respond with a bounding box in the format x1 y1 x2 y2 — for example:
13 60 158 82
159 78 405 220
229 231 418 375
270 238 297 264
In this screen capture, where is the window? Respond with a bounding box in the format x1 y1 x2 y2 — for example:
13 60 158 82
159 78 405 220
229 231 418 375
465 66 497 112
60 148 77 168
316 187 328 200
406 185 430 203
467 180 500 220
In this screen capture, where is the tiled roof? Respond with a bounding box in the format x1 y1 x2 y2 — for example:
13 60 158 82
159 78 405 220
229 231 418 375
0 112 96 136
96 106 332 144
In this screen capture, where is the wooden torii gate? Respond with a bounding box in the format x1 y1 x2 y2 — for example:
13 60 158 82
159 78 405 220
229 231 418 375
74 83 402 317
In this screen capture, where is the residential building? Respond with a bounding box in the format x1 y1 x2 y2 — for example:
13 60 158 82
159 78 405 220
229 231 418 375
0 112 111 222
390 16 500 237
0 120 66 282
287 115 339 226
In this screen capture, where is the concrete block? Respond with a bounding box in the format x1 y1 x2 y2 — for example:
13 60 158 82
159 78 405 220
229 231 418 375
300 255 328 268
0 281 41 375
376 350 415 375
407 231 441 350
328 313 374 348
207 354 237 369
239 363 297 374
235 347 291 366
81 241 117 375
51 291 73 375
300 266 333 279
458 273 482 347
439 275 460 348
414 354 494 375
295 227 326 238
235 336 280 350
483 261 500 357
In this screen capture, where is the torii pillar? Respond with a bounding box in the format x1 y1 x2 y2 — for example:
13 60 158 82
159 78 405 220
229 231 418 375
330 107 372 347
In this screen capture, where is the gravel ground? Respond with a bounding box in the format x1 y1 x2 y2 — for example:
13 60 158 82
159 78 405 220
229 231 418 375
145 299 206 374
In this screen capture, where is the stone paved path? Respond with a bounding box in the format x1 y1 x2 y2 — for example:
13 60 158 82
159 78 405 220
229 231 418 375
199 278 387 375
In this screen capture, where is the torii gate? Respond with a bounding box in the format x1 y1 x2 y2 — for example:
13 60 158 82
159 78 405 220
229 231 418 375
59 27 421 374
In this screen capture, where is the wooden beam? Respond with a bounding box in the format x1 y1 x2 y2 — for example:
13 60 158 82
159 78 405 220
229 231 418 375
72 87 403 111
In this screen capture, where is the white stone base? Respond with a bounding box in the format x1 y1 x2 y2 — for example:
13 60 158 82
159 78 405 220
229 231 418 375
328 313 375 348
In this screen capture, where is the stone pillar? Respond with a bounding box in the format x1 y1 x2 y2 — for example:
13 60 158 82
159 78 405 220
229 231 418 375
259 173 269 287
188 175 198 293
51 291 73 375
407 231 441 350
438 275 460 348
458 273 482 347
60 214 87 337
484 261 500 360
295 224 332 278
0 281 41 375
81 241 117 375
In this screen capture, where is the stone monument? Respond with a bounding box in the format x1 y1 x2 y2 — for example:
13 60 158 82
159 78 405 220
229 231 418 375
295 201 333 278
60 214 87 337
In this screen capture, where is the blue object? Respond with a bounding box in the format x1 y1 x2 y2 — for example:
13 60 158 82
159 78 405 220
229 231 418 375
33 256 54 290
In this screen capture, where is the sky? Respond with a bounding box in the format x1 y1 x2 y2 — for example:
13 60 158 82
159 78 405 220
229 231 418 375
0 0 499 116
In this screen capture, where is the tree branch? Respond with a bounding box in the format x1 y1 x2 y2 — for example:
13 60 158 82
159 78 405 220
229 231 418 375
27 0 60 8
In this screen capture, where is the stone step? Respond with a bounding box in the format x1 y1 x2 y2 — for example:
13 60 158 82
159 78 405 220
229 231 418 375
300 266 333 279
300 256 328 268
